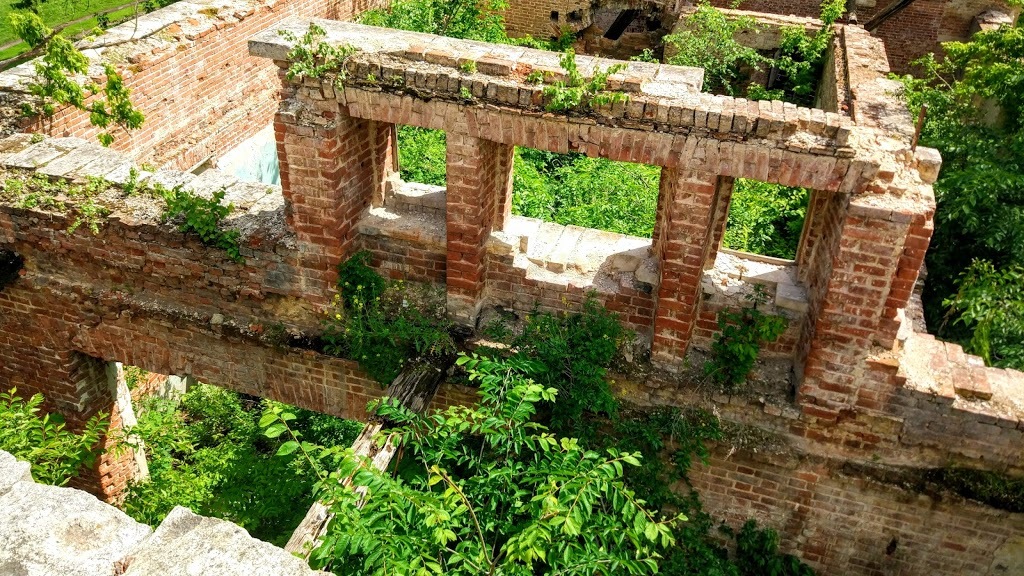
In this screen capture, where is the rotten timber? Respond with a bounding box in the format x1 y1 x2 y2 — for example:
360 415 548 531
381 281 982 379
284 359 449 557
863 0 920 31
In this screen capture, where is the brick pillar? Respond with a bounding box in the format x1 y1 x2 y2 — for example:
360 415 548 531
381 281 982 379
705 176 734 270
493 144 516 230
799 198 933 415
651 168 722 365
274 87 395 304
444 134 513 325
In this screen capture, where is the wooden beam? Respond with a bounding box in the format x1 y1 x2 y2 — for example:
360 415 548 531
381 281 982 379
283 360 448 557
863 0 919 31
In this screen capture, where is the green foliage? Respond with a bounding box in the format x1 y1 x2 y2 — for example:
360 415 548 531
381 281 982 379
10 12 144 146
543 49 628 112
897 24 1024 369
944 260 1024 368
122 382 361 545
705 286 788 388
323 251 455 383
160 187 242 262
279 22 357 86
664 1 768 96
268 352 681 575
510 296 626 431
1 173 111 234
397 125 447 185
0 388 107 486
723 179 809 259
763 0 845 105
360 0 509 43
512 147 661 237
729 520 816 576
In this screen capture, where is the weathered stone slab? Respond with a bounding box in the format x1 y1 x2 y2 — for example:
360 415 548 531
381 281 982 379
123 506 328 576
0 449 32 495
0 480 151 576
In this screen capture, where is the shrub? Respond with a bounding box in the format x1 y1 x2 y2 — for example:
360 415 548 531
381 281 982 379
0 388 107 486
121 383 361 545
161 187 242 262
705 286 788 388
324 251 455 383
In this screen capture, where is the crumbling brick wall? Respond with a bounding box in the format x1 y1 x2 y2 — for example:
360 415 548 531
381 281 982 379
2 10 1023 576
0 0 391 170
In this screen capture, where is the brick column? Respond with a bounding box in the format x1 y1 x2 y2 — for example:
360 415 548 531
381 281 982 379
0 298 134 500
444 134 513 325
651 168 722 365
274 87 395 305
705 176 734 270
799 198 933 415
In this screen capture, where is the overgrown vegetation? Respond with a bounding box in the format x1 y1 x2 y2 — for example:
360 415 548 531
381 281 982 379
278 22 357 86
322 251 456 383
897 23 1024 368
723 180 809 259
1 172 112 234
8 11 144 145
0 388 107 486
122 381 362 545
666 0 845 105
704 285 788 389
512 148 661 237
663 2 767 96
161 187 242 263
542 49 628 112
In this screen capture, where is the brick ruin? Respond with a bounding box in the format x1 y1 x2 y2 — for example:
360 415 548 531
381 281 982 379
0 0 1023 574
503 0 1022 73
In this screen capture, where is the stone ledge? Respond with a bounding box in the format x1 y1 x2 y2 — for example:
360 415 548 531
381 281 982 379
0 450 328 576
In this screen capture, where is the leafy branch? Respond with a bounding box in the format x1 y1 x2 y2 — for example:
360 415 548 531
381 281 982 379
9 12 145 146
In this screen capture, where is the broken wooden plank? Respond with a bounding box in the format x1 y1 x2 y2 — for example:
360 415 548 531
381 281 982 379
283 359 448 557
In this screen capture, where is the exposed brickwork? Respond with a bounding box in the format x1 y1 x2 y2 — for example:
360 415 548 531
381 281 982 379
445 135 509 324
688 449 1024 575
1 12 1023 576
0 0 390 170
652 169 721 364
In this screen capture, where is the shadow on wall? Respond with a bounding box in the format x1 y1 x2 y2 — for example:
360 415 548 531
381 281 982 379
216 125 281 186
0 249 24 291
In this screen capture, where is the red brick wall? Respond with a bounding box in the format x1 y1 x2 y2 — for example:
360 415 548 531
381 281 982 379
20 0 390 169
688 449 1024 575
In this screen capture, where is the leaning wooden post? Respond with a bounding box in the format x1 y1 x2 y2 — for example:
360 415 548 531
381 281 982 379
284 360 449 557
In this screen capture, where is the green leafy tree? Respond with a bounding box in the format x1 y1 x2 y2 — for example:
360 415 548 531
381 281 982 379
897 23 1024 368
664 1 768 96
763 0 845 105
122 382 361 545
360 0 509 43
267 353 681 575
0 388 107 486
